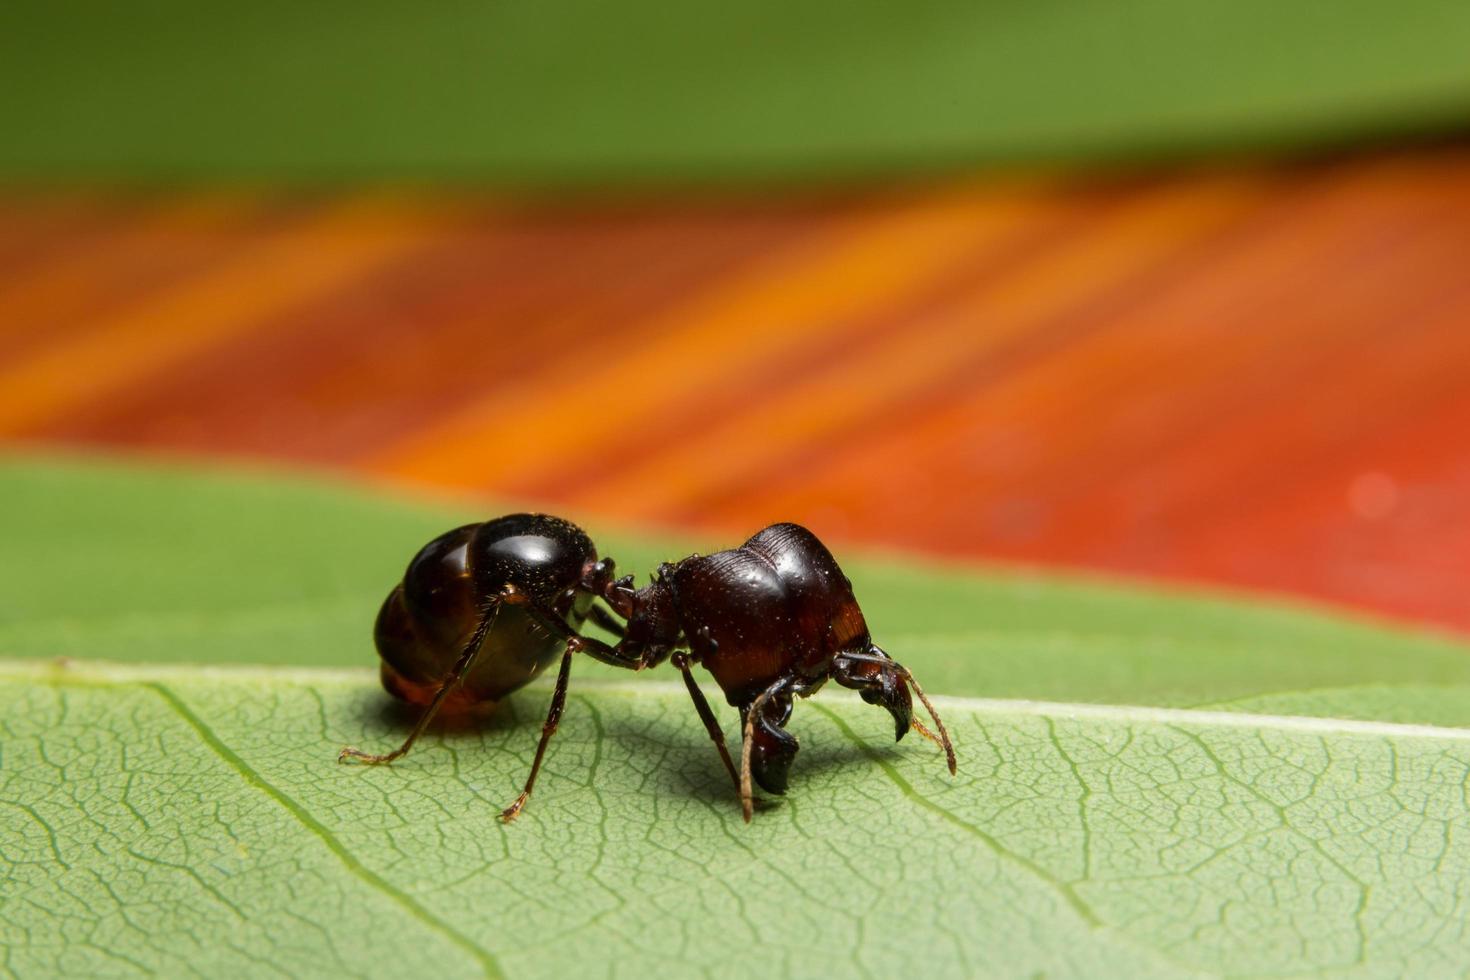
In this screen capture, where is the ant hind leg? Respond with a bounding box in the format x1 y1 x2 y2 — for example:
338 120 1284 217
339 602 501 766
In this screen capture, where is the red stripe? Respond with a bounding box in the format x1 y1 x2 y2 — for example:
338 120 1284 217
522 180 1141 504
38 204 834 463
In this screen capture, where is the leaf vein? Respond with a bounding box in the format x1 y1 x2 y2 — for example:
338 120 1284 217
809 702 1101 927
142 681 504 980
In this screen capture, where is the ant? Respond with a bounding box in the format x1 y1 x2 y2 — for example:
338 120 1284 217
339 514 956 822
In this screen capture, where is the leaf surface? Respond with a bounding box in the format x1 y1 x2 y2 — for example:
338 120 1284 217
6 456 1470 719
9 662 1470 978
4 456 1470 977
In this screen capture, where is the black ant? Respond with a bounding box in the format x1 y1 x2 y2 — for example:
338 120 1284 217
339 514 956 822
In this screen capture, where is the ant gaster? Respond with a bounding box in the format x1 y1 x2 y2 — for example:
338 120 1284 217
340 514 956 822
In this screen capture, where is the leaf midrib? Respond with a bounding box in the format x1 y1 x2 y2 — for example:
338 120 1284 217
9 658 1470 743
144 680 504 980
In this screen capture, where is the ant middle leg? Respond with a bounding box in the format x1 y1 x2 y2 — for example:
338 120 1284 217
499 584 646 669
499 641 575 823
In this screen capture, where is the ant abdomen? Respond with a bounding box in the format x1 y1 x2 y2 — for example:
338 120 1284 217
373 516 595 709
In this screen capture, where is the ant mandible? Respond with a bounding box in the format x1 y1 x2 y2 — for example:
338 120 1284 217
339 514 956 822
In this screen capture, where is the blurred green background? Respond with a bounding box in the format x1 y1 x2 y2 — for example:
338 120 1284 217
4 0 1469 184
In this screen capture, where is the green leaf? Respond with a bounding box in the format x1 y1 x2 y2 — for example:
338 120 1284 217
6 454 1470 719
10 662 1470 977
2 0 1469 183
5 455 1470 977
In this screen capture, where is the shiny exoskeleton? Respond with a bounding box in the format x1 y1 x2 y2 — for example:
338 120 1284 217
369 515 599 712
340 515 955 822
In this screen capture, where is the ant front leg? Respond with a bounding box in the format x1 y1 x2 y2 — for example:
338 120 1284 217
672 652 740 794
491 584 648 821
339 603 501 765
498 640 574 822
833 646 956 775
739 678 798 823
585 603 626 638
499 584 646 669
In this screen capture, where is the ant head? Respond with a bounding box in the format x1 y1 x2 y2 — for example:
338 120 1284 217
579 557 620 597
470 514 597 603
835 643 913 741
618 571 681 667
580 558 683 666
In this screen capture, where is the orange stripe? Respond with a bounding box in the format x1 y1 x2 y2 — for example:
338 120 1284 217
573 173 1272 521
960 156 1470 520
0 201 445 435
671 172 1274 529
46 205 815 461
1026 164 1470 552
366 180 1058 491
713 155 1469 534
0 194 272 354
6 149 1470 633
0 193 120 278
523 183 1101 503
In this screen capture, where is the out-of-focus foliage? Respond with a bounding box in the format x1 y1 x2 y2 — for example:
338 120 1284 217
2 0 1468 183
6 456 1470 717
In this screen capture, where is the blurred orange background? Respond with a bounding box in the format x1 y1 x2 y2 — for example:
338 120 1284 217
4 146 1468 632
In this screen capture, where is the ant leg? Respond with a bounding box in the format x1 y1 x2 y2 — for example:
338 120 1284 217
499 642 575 823
746 693 798 798
832 648 912 740
833 646 956 775
339 602 501 765
500 585 646 669
672 653 739 793
739 677 791 823
869 653 954 772
586 603 626 637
